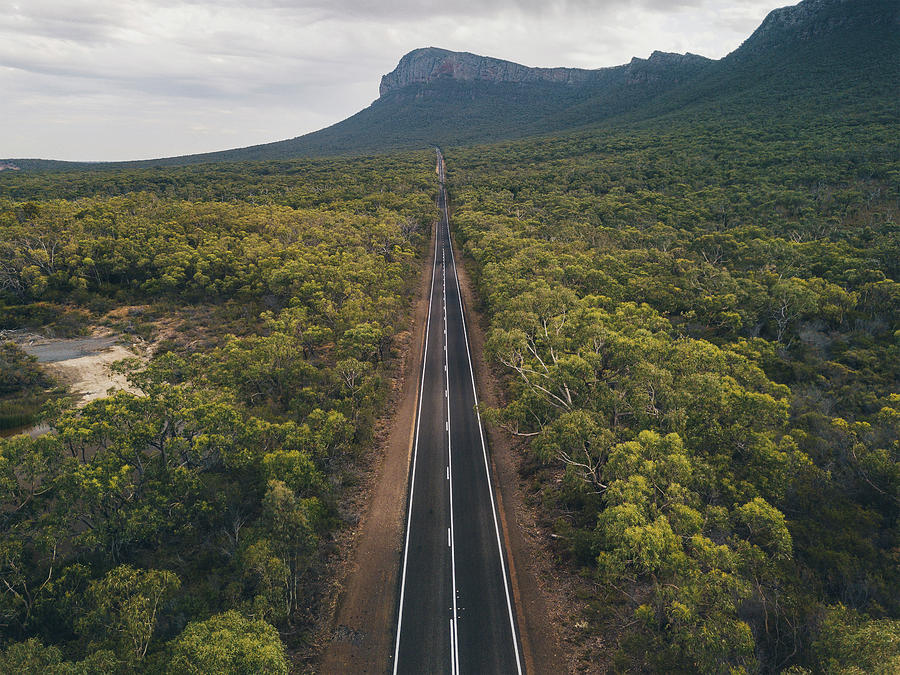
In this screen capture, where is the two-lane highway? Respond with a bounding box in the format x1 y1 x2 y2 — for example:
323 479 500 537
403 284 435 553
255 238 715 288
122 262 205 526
392 151 523 674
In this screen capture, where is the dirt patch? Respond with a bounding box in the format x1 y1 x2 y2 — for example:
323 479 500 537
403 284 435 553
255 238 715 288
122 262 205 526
314 214 600 674
6 328 147 406
315 224 436 674
452 236 604 674
45 345 141 403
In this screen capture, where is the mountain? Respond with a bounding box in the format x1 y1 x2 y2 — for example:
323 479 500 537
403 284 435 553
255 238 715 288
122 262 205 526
378 47 709 95
733 0 898 57
0 49 714 169
89 47 711 167
379 47 599 93
639 0 898 128
274 47 712 155
3 0 896 170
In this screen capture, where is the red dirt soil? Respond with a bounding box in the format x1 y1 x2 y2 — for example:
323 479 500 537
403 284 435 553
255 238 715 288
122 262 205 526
316 226 435 674
317 212 577 674
451 238 574 675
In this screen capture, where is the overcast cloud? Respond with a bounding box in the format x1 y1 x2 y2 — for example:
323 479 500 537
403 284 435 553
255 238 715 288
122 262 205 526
1 0 788 161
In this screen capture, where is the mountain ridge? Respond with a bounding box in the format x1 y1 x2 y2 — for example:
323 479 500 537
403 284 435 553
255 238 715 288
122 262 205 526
3 0 896 170
733 0 898 56
378 47 710 96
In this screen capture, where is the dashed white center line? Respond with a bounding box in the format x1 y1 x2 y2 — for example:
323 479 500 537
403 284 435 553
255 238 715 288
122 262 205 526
392 187 440 675
446 178 524 674
444 215 460 675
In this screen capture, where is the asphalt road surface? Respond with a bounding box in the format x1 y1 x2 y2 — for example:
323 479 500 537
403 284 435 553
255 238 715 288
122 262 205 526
392 151 524 675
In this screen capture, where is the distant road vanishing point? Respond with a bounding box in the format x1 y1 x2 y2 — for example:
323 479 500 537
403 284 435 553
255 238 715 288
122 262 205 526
392 150 524 674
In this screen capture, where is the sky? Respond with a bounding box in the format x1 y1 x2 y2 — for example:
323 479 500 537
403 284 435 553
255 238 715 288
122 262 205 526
1 0 790 162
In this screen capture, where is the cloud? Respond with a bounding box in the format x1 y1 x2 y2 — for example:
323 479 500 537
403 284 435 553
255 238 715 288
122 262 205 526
0 0 786 161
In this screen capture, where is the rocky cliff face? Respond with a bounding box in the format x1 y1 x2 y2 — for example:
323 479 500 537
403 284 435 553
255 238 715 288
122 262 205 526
379 47 710 97
379 48 593 96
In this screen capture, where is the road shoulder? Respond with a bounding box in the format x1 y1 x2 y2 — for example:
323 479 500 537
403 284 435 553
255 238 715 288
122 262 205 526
316 223 436 674
451 234 570 675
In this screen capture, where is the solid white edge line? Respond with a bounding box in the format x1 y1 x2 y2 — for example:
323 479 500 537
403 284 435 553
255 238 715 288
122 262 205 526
392 193 440 675
442 152 525 675
450 620 456 675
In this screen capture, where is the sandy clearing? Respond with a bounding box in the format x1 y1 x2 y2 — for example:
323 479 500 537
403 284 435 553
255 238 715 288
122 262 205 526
6 329 146 407
44 343 142 404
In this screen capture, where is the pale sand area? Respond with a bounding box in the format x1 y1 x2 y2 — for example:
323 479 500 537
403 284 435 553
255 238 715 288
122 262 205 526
4 329 146 405
45 344 142 403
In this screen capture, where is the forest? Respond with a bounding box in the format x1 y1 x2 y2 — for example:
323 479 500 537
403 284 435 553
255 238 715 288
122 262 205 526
1 4 897 670
449 86 898 673
2 105 898 675
0 152 436 672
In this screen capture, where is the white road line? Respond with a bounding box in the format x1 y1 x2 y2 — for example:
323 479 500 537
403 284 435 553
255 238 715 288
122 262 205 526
443 154 525 675
445 220 460 675
392 201 440 675
450 620 456 675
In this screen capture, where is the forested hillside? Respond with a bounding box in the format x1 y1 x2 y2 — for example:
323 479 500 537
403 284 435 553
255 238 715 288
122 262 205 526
0 153 436 672
448 41 899 674
0 0 896 672
6 1 894 173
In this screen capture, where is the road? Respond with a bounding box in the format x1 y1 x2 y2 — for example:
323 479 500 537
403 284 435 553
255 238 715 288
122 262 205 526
392 150 524 675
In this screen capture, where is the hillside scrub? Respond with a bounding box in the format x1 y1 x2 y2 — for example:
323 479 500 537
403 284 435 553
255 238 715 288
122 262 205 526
0 342 60 432
0 152 436 671
451 104 898 673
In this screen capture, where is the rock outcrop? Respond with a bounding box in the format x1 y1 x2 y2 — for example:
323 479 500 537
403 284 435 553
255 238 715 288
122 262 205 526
379 47 709 97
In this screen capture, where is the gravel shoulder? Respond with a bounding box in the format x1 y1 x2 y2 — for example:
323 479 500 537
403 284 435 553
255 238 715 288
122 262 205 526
318 202 581 675
316 224 436 674
451 235 578 675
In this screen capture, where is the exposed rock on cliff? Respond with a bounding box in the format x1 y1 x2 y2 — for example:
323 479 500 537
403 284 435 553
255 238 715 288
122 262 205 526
379 47 710 97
